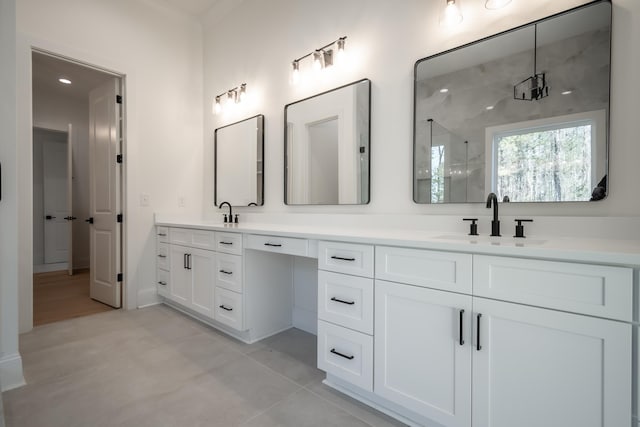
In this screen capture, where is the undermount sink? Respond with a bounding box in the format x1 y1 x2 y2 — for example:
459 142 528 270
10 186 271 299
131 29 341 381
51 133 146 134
434 234 547 247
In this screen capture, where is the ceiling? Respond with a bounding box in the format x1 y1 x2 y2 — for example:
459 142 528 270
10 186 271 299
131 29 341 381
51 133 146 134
151 0 225 17
32 52 115 101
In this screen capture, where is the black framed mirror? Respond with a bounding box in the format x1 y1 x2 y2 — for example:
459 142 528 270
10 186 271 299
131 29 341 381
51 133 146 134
413 0 611 203
285 79 371 205
214 114 264 206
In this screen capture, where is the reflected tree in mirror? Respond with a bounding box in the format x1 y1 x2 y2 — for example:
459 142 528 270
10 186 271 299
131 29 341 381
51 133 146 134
413 0 611 203
285 79 371 205
214 115 264 206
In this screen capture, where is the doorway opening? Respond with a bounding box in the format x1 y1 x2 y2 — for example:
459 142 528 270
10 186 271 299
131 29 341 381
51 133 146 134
31 50 125 326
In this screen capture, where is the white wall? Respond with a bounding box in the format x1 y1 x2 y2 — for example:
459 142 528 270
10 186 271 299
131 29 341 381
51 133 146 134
0 0 25 391
32 85 91 269
202 0 640 227
16 0 204 332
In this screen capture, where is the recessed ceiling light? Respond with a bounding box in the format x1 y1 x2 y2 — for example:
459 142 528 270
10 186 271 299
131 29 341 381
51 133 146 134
486 105 494 110
485 0 512 10
58 78 72 85
561 90 573 95
440 88 449 93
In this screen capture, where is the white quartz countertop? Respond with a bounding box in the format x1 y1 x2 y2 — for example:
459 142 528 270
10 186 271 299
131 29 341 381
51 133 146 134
155 218 640 267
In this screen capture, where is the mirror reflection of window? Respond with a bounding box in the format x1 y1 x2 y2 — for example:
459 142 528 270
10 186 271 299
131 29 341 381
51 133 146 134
413 1 611 204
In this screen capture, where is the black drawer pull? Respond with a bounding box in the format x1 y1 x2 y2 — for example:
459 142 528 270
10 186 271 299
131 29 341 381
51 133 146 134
331 297 355 305
157 254 167 258
476 313 482 351
219 270 233 275
264 243 282 247
219 241 233 245
330 348 354 360
459 309 465 346
157 281 167 286
331 255 356 262
219 305 233 312
157 233 167 237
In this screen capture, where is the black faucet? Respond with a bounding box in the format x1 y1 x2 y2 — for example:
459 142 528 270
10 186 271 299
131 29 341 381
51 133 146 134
486 193 501 236
219 201 232 223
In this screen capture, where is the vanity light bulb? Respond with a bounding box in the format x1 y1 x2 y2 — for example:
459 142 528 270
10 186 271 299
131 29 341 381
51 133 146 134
226 91 235 107
440 0 463 27
336 37 347 64
238 84 247 103
291 61 300 85
313 50 323 71
485 0 511 10
214 97 222 114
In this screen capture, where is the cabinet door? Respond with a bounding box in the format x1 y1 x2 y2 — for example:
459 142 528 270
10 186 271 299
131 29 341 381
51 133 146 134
472 298 631 427
190 248 215 318
375 280 472 427
169 245 191 306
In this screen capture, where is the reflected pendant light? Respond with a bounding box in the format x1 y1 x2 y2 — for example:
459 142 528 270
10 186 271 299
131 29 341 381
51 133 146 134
514 24 549 101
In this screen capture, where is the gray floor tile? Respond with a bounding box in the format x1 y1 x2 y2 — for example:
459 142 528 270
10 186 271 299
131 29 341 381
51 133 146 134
242 389 372 427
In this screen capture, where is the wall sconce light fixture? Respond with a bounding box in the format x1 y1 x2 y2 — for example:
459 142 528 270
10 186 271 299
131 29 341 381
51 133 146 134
213 83 247 114
290 36 346 84
440 0 463 27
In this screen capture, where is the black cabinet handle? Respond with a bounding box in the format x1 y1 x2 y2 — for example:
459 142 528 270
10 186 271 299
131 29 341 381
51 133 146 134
157 281 167 286
331 255 356 262
219 305 233 311
187 254 192 270
330 348 354 360
264 243 282 247
330 297 355 305
476 313 482 351
157 254 166 258
45 215 56 220
219 241 233 245
183 253 187 269
157 233 167 237
459 309 465 346
85 217 94 224
219 270 233 275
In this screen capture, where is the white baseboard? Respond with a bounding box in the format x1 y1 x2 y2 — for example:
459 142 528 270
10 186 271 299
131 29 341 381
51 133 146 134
137 287 161 308
0 353 25 392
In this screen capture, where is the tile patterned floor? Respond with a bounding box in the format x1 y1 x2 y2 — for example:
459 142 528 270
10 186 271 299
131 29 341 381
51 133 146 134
3 305 407 427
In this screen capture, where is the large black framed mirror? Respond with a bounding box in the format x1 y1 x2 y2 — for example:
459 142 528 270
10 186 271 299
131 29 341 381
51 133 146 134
214 114 264 206
285 79 371 205
413 0 611 204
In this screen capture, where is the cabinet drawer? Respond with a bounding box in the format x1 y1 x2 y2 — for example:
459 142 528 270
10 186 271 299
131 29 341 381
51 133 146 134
246 234 308 257
318 241 374 278
317 320 373 391
156 226 169 243
215 232 243 255
156 268 170 297
215 287 245 331
157 242 170 271
376 246 472 294
474 255 633 321
318 271 373 334
216 253 243 293
169 227 216 250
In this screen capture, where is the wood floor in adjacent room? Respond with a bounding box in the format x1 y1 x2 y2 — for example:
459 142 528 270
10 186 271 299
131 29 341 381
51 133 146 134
33 269 114 326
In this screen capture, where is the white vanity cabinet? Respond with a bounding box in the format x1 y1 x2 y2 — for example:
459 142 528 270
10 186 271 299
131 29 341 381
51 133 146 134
169 241 215 318
374 247 473 427
317 241 375 392
472 297 631 427
155 227 170 298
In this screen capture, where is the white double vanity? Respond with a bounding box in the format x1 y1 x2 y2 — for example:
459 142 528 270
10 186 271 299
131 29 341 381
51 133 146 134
155 218 639 427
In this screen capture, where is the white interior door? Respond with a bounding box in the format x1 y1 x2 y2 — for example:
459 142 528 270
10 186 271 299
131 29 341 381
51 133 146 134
66 123 74 275
89 78 121 308
43 138 69 264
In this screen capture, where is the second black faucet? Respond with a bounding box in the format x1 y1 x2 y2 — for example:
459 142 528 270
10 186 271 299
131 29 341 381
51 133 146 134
486 192 500 237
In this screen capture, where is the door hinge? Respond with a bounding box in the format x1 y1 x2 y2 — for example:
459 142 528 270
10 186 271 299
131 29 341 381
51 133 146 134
116 95 122 104
116 154 123 164
117 273 123 282
117 213 123 223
